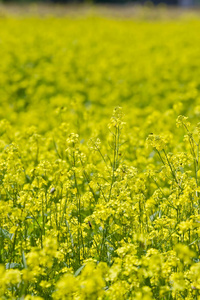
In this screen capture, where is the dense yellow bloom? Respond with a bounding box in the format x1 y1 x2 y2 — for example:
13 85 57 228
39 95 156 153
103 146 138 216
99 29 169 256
1 10 200 300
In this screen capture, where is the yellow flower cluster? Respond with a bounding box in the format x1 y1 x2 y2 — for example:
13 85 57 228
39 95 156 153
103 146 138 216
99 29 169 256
1 11 200 299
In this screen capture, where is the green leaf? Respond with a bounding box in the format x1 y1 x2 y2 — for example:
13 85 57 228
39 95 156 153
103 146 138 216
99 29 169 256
0 228 13 240
6 262 21 269
74 264 85 277
22 250 27 269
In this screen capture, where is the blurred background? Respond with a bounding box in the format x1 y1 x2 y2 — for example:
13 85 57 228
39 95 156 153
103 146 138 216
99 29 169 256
0 0 199 9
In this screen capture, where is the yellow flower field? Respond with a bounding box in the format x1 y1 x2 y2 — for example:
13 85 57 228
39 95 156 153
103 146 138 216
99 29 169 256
1 11 200 299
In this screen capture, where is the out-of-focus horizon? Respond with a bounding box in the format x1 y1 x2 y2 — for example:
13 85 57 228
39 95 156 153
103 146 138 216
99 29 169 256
1 2 200 19
0 0 199 4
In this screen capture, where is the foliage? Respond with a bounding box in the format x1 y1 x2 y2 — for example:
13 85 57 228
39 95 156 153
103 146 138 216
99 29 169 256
1 14 200 299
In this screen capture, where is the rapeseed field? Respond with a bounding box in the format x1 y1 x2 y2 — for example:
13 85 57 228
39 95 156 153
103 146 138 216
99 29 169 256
1 12 200 299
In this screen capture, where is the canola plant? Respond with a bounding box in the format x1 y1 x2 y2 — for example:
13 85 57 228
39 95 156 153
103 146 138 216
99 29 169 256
1 14 200 299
